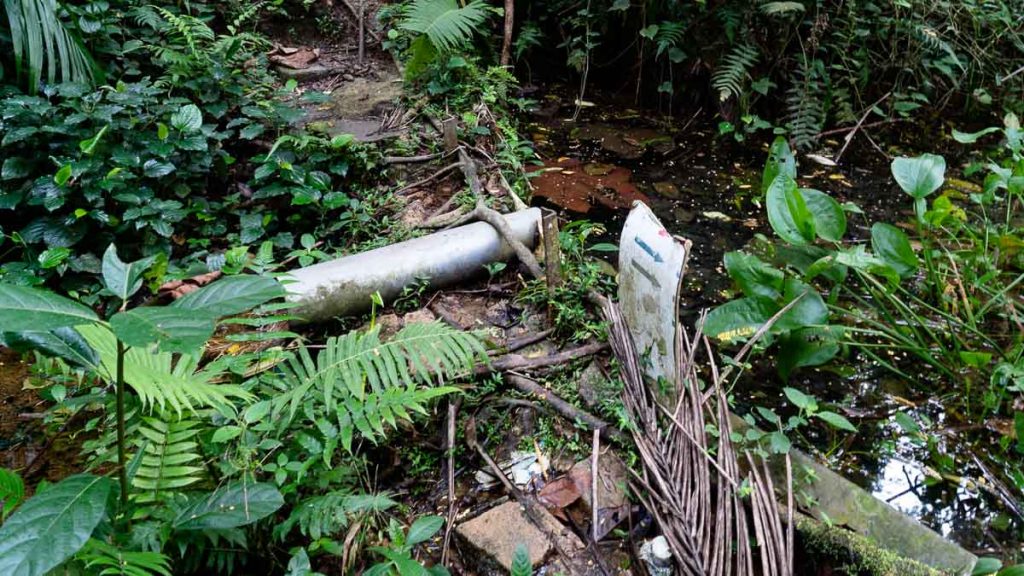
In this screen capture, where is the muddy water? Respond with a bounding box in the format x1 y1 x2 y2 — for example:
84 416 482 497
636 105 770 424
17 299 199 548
528 93 1021 557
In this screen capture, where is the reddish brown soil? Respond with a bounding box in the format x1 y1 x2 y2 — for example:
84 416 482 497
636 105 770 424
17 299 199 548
528 158 649 213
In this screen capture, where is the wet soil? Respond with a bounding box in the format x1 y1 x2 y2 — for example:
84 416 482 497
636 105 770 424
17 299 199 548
527 87 1023 558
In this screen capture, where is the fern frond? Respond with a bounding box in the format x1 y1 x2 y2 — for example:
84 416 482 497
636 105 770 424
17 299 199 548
128 6 165 31
712 44 759 101
277 491 396 540
759 1 806 16
784 60 826 149
77 324 251 415
132 414 206 507
399 0 489 52
78 539 172 576
654 21 685 59
272 322 483 447
154 7 215 58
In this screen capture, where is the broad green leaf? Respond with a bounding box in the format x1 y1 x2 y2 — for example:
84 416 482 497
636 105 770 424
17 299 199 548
773 278 828 333
142 160 175 178
102 245 157 302
703 296 779 343
777 326 841 379
768 431 791 454
952 127 1001 144
833 245 901 286
37 247 70 269
110 308 216 354
783 387 816 411
762 136 796 194
766 175 815 245
171 275 284 317
891 154 945 200
0 284 99 332
170 104 203 133
998 566 1024 576
0 327 99 369
800 188 846 242
0 474 113 576
406 515 444 545
211 426 242 444
371 548 430 576
894 412 921 435
972 558 1002 576
871 223 918 279
172 481 283 530
816 411 857 432
724 251 784 299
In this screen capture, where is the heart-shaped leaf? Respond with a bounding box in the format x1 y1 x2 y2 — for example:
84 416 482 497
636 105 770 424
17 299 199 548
102 245 157 303
724 251 784 299
704 296 780 343
800 188 846 242
871 223 918 279
891 154 945 200
766 175 815 245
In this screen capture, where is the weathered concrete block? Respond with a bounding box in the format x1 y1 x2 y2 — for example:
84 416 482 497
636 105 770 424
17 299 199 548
455 501 583 572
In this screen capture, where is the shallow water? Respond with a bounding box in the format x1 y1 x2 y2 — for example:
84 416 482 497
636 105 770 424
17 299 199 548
529 92 1022 558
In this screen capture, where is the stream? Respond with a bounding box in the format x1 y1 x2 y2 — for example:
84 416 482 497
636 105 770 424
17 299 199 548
527 87 1022 558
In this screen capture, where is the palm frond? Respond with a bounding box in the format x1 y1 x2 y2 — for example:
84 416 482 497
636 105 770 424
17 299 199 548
399 0 489 52
77 324 252 415
2 0 95 92
272 321 483 448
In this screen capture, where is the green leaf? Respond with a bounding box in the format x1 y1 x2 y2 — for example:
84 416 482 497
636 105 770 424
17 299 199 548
783 387 816 411
891 154 946 200
109 308 216 354
952 127 1001 144
0 474 114 576
143 160 175 178
54 164 72 186
0 284 99 332
372 548 430 576
0 468 25 520
399 0 490 52
211 426 242 444
102 245 157 302
0 327 99 369
703 296 779 343
973 558 1003 576
815 411 857 432
724 251 784 299
172 481 284 530
406 515 444 546
777 326 841 379
37 247 70 269
768 431 791 454
170 104 203 133
763 136 796 194
800 188 846 242
773 278 828 333
157 123 169 141
767 175 815 245
871 223 918 279
171 275 284 317
78 125 107 155
998 566 1024 576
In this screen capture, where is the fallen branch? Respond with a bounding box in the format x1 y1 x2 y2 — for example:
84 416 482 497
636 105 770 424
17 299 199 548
396 162 462 195
499 328 555 354
385 152 444 165
834 92 890 164
504 373 626 444
482 341 607 373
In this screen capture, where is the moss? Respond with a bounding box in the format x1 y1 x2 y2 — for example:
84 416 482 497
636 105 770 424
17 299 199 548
797 518 948 576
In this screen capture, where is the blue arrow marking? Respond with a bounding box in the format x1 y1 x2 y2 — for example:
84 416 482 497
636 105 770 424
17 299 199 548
634 236 664 263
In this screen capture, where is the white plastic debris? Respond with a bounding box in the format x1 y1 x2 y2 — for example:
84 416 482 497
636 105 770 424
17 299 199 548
639 536 673 576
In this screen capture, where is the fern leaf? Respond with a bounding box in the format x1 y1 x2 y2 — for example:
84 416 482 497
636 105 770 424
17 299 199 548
76 324 252 415
759 1 805 16
277 491 396 540
79 539 172 576
132 415 205 506
712 44 759 101
510 543 532 576
399 0 489 52
273 321 482 446
784 60 826 149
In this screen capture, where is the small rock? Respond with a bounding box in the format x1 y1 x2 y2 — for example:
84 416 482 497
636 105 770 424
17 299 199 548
652 181 681 199
375 313 401 339
701 210 732 222
568 452 629 540
456 501 584 572
578 361 606 409
583 163 615 176
639 536 673 576
402 308 436 326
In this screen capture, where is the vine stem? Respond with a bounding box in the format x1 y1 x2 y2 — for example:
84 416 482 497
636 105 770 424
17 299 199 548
115 339 128 509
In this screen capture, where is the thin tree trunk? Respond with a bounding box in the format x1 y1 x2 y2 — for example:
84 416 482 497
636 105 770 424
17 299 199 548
500 0 514 67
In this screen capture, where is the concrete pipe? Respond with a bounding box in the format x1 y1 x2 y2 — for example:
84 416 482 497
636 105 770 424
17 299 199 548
285 208 542 322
